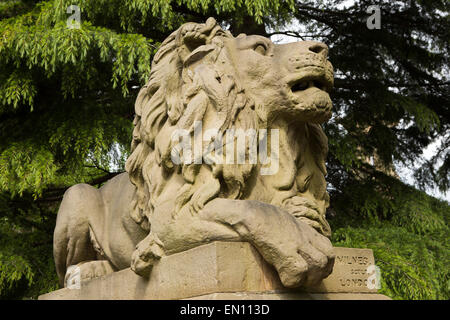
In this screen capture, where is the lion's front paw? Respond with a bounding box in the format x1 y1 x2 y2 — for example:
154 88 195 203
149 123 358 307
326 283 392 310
275 220 335 288
173 179 221 219
188 178 221 216
131 233 165 277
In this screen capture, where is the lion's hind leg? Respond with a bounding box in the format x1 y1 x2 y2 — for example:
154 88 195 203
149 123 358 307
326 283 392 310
54 184 110 287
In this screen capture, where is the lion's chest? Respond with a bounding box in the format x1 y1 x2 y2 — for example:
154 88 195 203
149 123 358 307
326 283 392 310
245 127 300 205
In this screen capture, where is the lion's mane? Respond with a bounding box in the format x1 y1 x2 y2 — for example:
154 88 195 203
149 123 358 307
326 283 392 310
126 18 331 236
125 18 258 230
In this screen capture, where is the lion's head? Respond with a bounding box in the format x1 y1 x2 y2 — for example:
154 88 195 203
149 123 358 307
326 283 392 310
224 30 333 126
125 18 333 234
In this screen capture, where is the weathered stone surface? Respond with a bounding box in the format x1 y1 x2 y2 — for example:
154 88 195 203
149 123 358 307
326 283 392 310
306 247 378 293
39 242 388 300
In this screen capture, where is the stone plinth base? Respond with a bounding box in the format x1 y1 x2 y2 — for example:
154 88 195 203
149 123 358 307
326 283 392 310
39 242 390 300
187 292 390 300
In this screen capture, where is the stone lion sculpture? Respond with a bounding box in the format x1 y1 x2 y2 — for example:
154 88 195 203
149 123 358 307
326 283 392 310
54 18 335 290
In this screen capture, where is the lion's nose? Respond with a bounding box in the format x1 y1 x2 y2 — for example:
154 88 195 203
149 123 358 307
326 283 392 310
308 42 328 58
278 41 330 73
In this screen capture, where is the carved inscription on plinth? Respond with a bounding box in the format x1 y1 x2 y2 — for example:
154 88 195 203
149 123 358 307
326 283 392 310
306 247 379 293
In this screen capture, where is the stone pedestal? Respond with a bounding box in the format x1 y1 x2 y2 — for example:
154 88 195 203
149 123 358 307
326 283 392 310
39 242 390 300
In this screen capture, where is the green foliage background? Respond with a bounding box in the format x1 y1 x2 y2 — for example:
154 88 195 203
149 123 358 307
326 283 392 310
0 0 448 299
330 175 449 299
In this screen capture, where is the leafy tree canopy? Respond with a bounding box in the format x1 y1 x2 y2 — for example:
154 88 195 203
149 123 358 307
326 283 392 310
0 0 448 299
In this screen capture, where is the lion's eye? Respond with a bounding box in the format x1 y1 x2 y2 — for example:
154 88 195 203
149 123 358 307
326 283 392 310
253 44 267 55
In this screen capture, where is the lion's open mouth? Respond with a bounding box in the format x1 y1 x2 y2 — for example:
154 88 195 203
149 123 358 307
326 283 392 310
286 64 333 96
290 79 327 93
285 67 333 114
289 72 331 95
285 66 333 112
